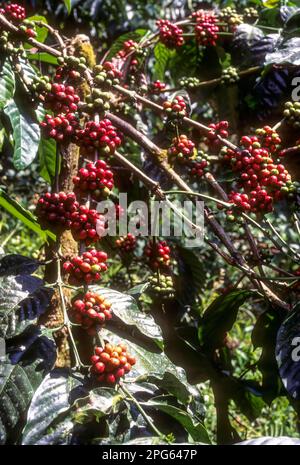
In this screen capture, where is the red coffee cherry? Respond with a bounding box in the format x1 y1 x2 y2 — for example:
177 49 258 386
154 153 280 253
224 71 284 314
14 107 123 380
156 19 184 48
144 240 171 270
40 113 79 142
4 3 26 22
43 83 80 114
148 80 166 95
221 130 293 215
189 152 209 178
73 159 114 201
205 120 229 151
115 233 137 252
63 248 108 284
163 96 187 119
69 205 105 244
192 10 219 46
71 292 112 330
168 134 196 163
117 40 138 58
36 192 78 229
76 119 122 155
91 342 136 384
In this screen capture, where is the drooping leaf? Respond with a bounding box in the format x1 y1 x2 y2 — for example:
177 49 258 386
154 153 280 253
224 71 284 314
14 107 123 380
176 247 206 306
0 331 56 444
236 436 300 445
198 290 253 351
38 137 57 183
63 0 73 15
0 189 55 241
252 306 285 403
22 370 84 445
276 304 300 400
282 9 300 38
90 286 163 349
0 59 15 109
27 52 59 65
253 67 290 119
0 286 53 339
232 24 278 66
142 401 210 443
265 37 300 65
0 274 44 339
4 99 40 170
7 326 56 371
0 254 41 277
153 42 175 81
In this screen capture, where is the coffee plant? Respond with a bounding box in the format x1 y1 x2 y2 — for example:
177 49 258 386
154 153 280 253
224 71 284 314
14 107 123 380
0 0 300 447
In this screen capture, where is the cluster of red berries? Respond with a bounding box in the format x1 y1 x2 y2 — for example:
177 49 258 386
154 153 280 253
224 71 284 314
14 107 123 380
148 80 166 95
163 96 187 119
63 249 108 284
205 121 229 151
94 61 122 88
43 83 80 114
156 19 184 48
0 3 26 22
91 343 136 384
69 205 105 244
192 10 219 47
115 233 137 252
189 154 209 178
255 126 281 155
72 292 112 330
222 133 292 214
73 160 114 201
36 192 78 228
117 40 138 59
40 113 79 142
144 240 171 270
168 134 195 163
76 119 122 155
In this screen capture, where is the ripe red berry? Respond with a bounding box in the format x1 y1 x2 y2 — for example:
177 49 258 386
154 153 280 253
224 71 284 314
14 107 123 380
91 343 136 385
157 19 184 48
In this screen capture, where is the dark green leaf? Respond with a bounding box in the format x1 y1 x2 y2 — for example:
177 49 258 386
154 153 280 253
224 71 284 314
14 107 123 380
0 59 15 109
153 42 175 81
38 137 57 183
22 370 83 445
0 189 55 241
4 99 40 170
90 286 163 349
198 290 253 351
0 274 43 339
252 306 285 403
276 303 300 400
143 401 210 443
0 254 41 277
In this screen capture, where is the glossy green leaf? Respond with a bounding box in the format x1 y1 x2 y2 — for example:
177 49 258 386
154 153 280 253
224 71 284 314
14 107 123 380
0 189 55 241
198 290 253 351
153 42 175 81
38 137 57 183
143 401 210 443
0 59 15 109
90 286 163 349
63 0 72 15
27 52 59 65
4 99 40 170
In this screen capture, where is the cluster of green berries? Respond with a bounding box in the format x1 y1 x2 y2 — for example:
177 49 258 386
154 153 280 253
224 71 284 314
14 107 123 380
220 67 239 85
283 102 300 129
148 274 175 300
179 76 201 90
